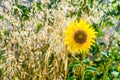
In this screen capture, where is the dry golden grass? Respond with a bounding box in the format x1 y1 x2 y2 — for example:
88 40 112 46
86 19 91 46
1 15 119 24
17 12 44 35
0 1 77 80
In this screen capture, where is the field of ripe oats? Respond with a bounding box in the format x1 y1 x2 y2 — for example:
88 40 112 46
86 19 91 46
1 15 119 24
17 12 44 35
0 0 120 80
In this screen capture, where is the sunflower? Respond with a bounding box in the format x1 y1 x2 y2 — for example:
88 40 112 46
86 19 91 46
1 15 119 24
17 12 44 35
64 19 97 53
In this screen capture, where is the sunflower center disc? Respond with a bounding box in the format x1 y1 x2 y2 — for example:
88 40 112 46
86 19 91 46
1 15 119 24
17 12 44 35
74 30 87 44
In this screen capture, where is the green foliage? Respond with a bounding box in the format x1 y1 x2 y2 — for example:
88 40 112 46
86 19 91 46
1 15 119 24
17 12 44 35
4 30 10 36
35 23 42 33
35 2 42 10
13 4 31 20
82 59 90 64
66 0 120 79
67 76 76 80
0 15 4 20
0 50 5 78
68 61 80 69
0 69 2 78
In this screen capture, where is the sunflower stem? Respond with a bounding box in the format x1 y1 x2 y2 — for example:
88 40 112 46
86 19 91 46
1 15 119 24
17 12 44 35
72 54 80 61
81 52 86 80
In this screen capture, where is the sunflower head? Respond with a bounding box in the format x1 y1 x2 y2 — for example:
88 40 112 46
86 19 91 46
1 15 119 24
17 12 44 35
74 30 87 44
64 19 97 53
